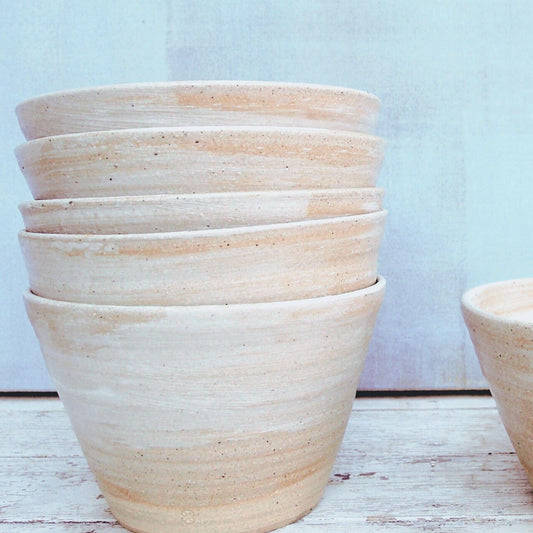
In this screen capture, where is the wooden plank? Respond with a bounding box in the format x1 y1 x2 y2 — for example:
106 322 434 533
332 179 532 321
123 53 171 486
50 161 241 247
2 519 533 533
0 394 497 413
285 518 533 532
3 449 529 524
1 397 532 531
0 525 122 533
0 398 63 412
0 396 510 459
3 520 533 533
1 457 111 522
353 394 495 411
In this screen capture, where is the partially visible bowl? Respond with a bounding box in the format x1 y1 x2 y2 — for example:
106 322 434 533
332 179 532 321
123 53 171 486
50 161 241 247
15 126 384 200
16 81 381 141
462 278 533 486
24 277 385 533
20 188 385 234
19 211 386 305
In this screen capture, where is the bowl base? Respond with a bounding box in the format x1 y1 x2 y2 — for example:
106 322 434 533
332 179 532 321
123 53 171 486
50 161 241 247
102 467 329 533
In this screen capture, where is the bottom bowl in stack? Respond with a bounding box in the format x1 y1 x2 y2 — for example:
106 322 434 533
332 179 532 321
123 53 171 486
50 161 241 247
25 277 385 533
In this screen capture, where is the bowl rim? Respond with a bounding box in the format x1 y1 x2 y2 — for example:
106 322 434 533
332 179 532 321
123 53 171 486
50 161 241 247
19 187 386 212
14 124 384 153
461 277 533 327
23 275 386 312
15 80 380 114
18 210 387 242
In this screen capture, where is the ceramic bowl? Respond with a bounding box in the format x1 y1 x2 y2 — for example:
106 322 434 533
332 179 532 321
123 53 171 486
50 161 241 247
24 277 385 533
19 211 386 305
16 81 381 141
15 126 384 200
20 188 385 234
462 278 533 486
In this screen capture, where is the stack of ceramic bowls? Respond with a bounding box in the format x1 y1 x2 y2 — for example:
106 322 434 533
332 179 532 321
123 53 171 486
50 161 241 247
15 82 387 533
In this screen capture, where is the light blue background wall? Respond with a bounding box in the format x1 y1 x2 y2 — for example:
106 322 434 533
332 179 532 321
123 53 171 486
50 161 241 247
1 1 532 391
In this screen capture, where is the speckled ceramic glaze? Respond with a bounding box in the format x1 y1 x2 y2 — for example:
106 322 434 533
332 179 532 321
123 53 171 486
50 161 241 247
24 277 385 533
19 188 384 234
15 126 384 200
19 211 386 305
15 81 381 141
462 278 533 486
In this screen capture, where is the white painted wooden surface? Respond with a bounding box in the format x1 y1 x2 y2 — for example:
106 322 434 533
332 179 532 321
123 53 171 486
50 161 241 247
2 1 533 390
1 396 532 531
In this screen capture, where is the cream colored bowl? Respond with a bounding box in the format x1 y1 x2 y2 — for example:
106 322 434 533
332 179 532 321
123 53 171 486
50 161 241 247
16 81 380 141
462 278 533 486
15 126 384 200
20 188 384 234
19 211 386 305
24 277 385 533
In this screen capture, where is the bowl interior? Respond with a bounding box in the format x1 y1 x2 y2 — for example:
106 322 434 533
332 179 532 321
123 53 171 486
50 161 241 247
464 278 533 323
